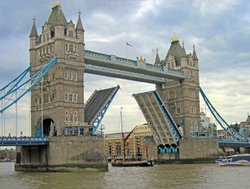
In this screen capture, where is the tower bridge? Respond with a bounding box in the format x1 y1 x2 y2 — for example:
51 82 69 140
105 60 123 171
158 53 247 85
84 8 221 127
0 3 248 171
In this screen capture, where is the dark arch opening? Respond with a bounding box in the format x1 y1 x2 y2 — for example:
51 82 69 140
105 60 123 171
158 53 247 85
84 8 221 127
42 118 54 136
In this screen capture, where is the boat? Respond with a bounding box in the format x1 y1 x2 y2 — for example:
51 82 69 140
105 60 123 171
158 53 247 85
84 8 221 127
111 107 153 167
216 154 250 166
111 160 153 167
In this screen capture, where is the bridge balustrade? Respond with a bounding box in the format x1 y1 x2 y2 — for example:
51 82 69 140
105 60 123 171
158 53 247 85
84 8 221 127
0 136 49 146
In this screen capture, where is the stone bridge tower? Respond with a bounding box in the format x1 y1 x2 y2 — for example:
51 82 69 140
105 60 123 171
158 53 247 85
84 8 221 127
29 3 85 136
156 34 201 139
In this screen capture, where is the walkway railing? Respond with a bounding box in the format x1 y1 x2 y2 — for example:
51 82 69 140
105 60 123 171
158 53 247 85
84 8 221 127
0 136 49 146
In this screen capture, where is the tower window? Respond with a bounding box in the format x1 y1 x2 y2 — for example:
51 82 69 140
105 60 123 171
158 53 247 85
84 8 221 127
69 30 73 37
51 31 55 38
65 111 69 121
69 94 73 102
72 94 76 102
75 73 78 81
73 111 78 122
64 72 68 79
65 93 69 101
69 44 74 52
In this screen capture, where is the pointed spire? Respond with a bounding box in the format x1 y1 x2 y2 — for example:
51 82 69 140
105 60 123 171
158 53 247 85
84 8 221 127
166 35 186 66
182 41 186 54
29 17 38 38
193 44 198 60
154 48 161 65
76 10 84 32
47 3 67 30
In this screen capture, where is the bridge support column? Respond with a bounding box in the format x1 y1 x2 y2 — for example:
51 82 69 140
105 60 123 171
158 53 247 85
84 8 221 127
15 145 48 171
15 136 108 172
179 138 219 160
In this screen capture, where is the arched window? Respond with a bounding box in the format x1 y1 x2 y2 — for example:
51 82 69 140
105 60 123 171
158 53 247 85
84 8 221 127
64 72 68 80
65 93 68 101
73 111 78 122
72 93 76 102
69 94 73 102
73 73 77 81
65 111 69 121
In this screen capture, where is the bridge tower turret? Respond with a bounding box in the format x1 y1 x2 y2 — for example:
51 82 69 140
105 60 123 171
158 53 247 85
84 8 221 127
29 17 39 67
29 3 85 136
157 34 201 139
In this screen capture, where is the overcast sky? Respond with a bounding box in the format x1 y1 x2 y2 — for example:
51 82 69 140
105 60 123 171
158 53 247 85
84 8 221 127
0 0 250 135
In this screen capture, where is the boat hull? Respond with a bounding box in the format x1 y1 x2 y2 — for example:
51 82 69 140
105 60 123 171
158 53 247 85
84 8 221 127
216 154 250 166
111 160 153 167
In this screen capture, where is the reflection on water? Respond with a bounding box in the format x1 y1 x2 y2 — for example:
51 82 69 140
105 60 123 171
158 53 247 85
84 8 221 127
1 162 250 189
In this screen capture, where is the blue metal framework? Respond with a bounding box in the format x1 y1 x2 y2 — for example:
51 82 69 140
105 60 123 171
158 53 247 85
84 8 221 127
153 91 183 144
200 87 248 142
0 56 57 113
0 136 49 146
0 66 31 97
92 85 120 133
133 91 182 145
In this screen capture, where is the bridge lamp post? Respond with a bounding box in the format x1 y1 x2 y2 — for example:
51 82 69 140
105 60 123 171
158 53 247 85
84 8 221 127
1 101 3 136
15 91 18 137
120 107 125 161
41 78 44 138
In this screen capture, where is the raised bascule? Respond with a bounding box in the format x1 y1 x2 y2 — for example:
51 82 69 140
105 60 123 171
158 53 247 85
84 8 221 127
0 3 248 171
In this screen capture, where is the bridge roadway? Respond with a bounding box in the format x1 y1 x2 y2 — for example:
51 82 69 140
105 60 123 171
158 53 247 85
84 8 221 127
219 140 250 148
84 50 185 84
84 85 120 132
133 90 182 146
1 136 250 148
0 136 49 146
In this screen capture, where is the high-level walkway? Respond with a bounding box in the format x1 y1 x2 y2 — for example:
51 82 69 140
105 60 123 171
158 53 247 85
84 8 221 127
84 50 185 84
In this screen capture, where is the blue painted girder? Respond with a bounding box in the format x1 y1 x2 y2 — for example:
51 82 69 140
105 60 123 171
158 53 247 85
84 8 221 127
0 136 49 146
200 87 248 142
0 56 57 113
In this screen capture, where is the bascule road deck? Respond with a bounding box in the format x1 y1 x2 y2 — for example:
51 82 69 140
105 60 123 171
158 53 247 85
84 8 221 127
133 91 182 146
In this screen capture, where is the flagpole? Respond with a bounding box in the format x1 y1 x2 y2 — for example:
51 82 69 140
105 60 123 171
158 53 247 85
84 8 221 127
126 42 132 65
152 48 155 64
126 42 128 62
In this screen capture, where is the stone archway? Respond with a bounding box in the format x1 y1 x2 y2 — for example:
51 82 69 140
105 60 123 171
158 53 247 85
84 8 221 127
42 118 54 136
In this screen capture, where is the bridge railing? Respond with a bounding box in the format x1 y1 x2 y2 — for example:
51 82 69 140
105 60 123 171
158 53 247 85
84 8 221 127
0 136 49 146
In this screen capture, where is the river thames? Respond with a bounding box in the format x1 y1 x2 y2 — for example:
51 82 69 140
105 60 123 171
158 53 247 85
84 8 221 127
1 162 250 189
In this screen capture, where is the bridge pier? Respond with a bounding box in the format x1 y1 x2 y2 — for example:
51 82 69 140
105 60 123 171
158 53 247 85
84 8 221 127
179 138 219 160
15 136 108 172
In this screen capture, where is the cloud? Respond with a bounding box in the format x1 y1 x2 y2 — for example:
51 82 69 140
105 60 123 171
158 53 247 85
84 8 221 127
132 0 164 21
193 0 241 16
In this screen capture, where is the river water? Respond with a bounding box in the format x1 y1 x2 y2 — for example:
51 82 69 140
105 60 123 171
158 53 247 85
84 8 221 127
1 162 250 189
